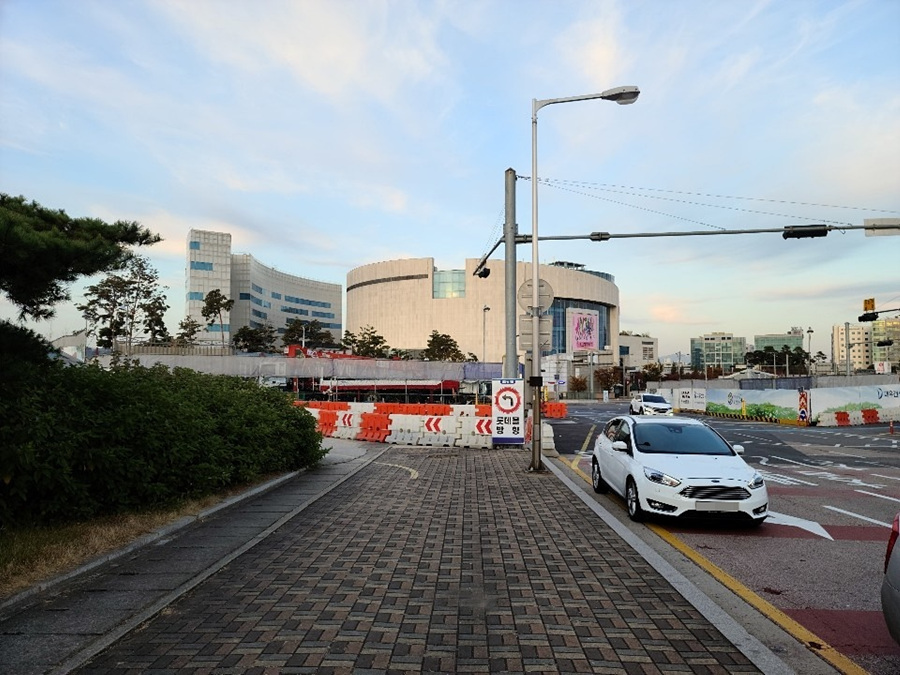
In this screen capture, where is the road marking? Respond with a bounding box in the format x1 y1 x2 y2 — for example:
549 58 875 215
375 462 419 479
580 424 596 455
873 473 900 481
822 506 891 527
855 489 900 503
766 511 834 539
647 524 864 675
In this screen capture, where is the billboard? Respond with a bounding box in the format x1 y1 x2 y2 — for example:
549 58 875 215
570 311 599 351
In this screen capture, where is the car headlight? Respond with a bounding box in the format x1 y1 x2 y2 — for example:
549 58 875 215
644 467 681 487
748 473 765 489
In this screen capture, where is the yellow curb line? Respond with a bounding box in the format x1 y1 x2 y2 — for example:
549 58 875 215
647 524 866 675
567 431 865 675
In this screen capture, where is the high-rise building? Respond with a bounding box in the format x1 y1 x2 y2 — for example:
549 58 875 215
185 229 342 345
831 323 872 373
752 327 804 352
689 332 747 373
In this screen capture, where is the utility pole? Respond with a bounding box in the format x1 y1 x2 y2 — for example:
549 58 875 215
504 168 518 378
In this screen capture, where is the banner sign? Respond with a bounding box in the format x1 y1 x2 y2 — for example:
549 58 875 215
492 378 525 445
570 311 599 351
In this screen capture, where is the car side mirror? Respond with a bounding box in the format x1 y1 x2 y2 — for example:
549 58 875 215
732 444 744 455
612 440 628 452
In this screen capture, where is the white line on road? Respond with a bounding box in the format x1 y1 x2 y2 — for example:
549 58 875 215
873 474 900 481
822 505 891 528
855 489 900 503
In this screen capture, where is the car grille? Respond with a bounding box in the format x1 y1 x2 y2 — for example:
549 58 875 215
680 485 751 500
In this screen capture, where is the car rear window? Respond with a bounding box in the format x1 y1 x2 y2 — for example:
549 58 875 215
633 423 732 455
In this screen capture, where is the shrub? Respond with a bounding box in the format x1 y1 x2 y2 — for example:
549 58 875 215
0 361 324 529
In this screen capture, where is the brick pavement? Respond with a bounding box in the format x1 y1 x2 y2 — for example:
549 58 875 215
74 447 762 674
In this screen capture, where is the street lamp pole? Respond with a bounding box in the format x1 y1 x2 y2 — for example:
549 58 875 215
529 85 639 471
807 327 814 374
482 305 490 363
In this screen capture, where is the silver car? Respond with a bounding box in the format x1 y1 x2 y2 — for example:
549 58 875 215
882 512 900 644
629 393 673 415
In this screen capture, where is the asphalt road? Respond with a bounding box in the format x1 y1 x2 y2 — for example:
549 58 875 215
549 401 900 675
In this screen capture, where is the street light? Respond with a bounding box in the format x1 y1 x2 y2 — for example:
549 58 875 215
529 85 640 471
482 305 490 363
806 327 814 374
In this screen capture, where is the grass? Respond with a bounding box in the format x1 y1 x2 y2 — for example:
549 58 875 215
0 475 281 601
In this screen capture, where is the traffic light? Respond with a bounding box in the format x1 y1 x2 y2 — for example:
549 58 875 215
877 340 894 347
782 224 828 239
859 312 879 322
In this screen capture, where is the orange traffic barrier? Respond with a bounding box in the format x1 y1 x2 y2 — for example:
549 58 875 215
834 411 851 426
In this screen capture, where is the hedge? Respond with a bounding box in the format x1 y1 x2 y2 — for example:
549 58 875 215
0 361 325 528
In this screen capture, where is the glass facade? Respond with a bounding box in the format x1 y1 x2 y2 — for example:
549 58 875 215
433 270 466 299
546 299 611 356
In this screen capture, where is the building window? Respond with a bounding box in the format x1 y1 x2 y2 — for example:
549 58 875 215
433 270 466 299
190 261 213 271
311 311 334 319
187 291 204 301
251 309 268 320
251 283 264 294
207 324 230 333
189 241 200 250
239 293 263 306
271 292 282 300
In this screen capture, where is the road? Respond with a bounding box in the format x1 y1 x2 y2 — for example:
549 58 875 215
549 401 900 675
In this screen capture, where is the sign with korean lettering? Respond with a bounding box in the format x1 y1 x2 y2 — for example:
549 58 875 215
492 378 525 445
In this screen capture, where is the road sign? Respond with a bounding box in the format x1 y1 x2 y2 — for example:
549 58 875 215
864 298 875 311
798 390 809 425
517 279 554 312
518 314 551 352
492 378 525 445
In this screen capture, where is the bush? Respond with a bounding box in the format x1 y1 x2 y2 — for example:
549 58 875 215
0 361 324 529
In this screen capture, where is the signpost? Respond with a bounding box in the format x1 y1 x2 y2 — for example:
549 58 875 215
492 378 525 445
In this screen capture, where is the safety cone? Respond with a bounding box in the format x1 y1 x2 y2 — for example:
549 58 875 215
891 420 895 435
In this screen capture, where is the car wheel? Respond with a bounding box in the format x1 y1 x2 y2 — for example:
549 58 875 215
626 479 644 522
591 459 608 493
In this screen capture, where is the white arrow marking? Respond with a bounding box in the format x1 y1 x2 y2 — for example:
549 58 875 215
766 511 834 540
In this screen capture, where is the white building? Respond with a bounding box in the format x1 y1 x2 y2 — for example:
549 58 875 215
346 257 620 364
185 229 342 344
831 323 872 373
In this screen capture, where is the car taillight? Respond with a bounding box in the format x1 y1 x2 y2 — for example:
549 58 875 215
886 513 900 574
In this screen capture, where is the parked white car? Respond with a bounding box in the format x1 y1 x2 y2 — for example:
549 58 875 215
591 415 768 526
629 393 673 415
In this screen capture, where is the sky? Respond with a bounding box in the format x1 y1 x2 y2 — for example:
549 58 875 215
1 0 898 359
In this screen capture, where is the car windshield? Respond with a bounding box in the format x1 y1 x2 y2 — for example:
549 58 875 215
633 423 732 455
642 395 667 404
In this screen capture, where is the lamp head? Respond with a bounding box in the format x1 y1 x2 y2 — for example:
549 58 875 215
601 85 640 105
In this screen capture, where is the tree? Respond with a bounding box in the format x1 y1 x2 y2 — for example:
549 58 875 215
233 325 278 353
594 367 623 393
0 193 160 321
282 319 336 349
641 362 664 382
422 331 466 362
174 316 203 347
343 325 390 358
201 289 234 349
77 255 169 355
568 375 588 393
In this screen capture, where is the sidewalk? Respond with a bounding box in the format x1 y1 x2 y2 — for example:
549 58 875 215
0 441 815 674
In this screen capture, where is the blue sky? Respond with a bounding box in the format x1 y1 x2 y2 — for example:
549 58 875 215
1 0 898 358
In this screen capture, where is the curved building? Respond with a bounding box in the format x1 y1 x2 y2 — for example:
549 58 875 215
186 229 342 344
346 257 619 363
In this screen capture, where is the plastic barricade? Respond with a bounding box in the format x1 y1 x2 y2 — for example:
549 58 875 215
332 411 361 439
861 409 881 424
385 414 424 445
475 404 492 418
456 416 493 449
834 411 851 426
357 412 391 443
316 410 338 437
417 415 459 447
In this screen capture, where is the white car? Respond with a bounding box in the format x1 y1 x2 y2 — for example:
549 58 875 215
591 415 768 526
629 393 673 415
